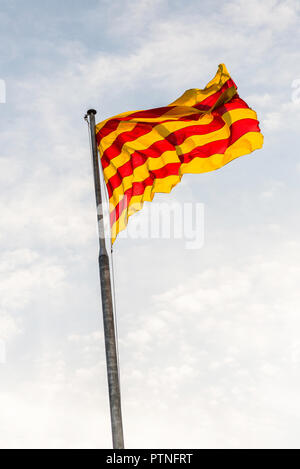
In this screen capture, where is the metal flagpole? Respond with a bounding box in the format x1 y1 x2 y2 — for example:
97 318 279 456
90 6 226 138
86 109 124 449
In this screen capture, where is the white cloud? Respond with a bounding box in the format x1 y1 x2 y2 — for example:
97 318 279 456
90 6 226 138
263 112 281 130
0 249 66 311
116 246 300 448
223 0 298 30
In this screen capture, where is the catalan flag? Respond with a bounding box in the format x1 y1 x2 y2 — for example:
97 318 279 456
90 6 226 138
96 64 263 242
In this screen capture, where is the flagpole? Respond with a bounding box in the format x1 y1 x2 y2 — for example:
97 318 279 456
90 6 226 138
86 109 124 450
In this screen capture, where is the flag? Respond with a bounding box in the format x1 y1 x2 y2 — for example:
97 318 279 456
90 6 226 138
96 64 264 242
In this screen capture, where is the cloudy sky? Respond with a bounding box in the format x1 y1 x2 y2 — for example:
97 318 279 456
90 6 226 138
1 0 300 449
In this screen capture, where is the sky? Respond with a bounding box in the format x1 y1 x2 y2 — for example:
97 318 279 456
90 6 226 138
0 0 300 449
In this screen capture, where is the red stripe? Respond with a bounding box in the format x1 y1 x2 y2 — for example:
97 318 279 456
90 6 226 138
179 119 260 164
104 116 226 197
193 79 236 111
98 78 235 143
96 119 120 144
109 118 260 224
216 95 249 115
97 106 177 143
100 110 220 168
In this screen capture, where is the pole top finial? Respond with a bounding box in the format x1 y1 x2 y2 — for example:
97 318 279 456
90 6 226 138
87 109 97 115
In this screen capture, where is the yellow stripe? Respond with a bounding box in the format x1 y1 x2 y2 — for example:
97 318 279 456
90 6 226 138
221 108 258 127
101 114 214 179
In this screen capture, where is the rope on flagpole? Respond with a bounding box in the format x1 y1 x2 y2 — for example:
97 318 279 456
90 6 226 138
100 154 123 398
110 246 122 394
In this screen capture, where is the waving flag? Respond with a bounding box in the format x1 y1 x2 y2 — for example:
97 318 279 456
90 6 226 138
96 64 263 242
